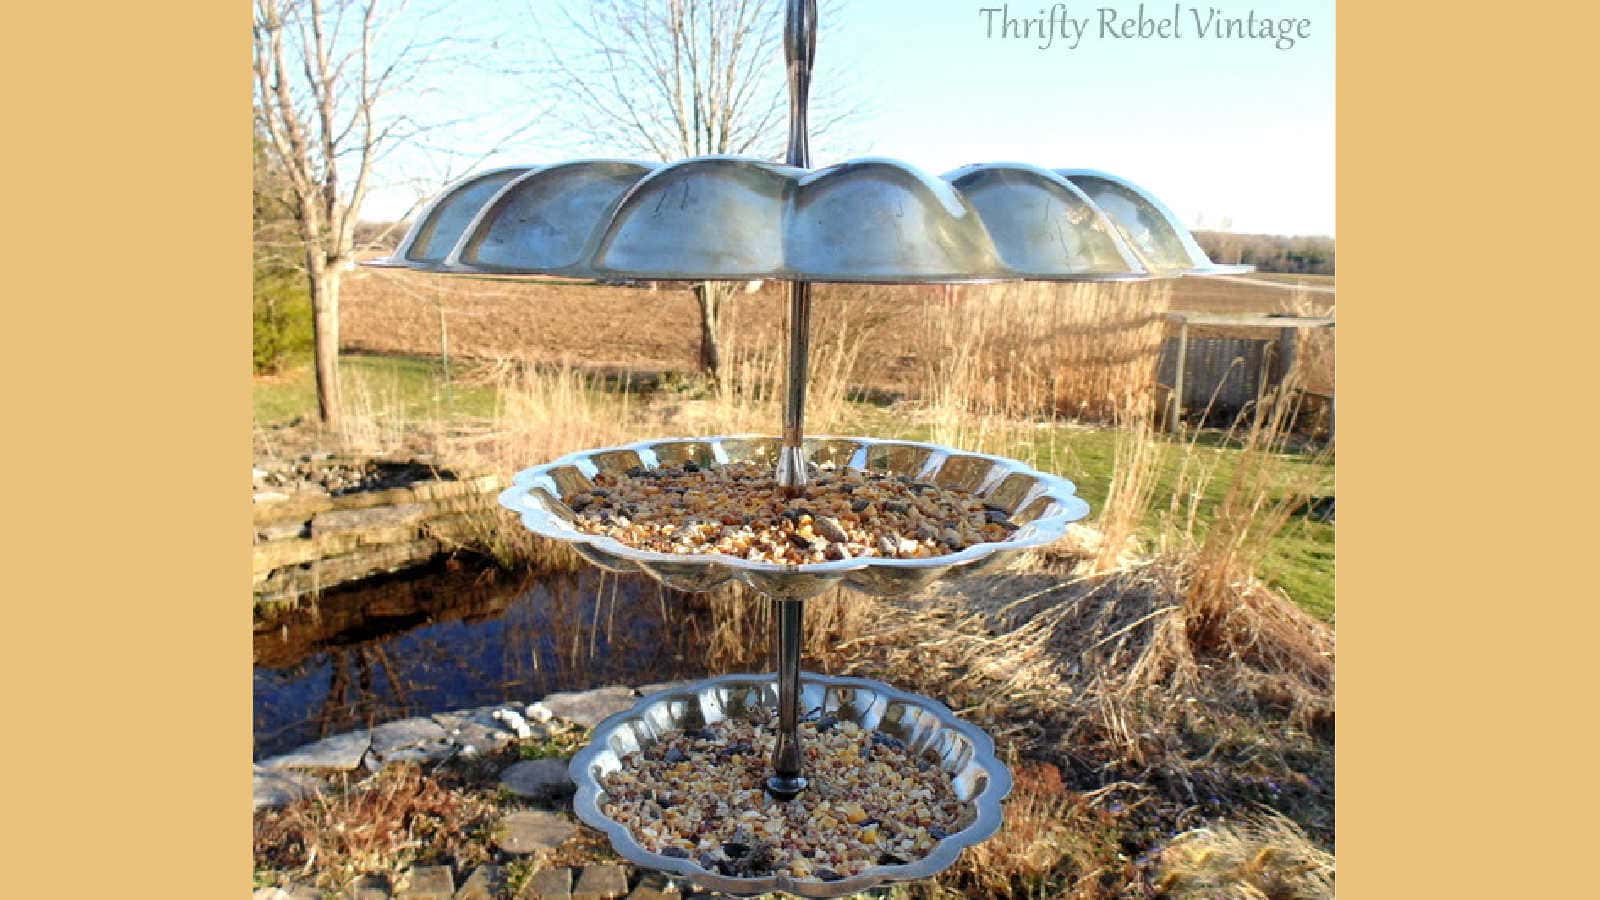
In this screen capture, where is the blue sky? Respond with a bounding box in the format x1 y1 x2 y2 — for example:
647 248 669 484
359 0 1334 236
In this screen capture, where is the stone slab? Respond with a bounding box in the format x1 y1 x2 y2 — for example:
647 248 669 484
253 765 322 811
530 686 638 729
370 716 450 756
499 758 573 799
261 730 371 771
455 864 506 900
573 865 629 900
313 503 430 537
399 865 455 899
624 873 680 899
493 810 577 855
257 519 310 542
634 681 696 697
520 867 573 900
347 874 394 899
432 707 515 755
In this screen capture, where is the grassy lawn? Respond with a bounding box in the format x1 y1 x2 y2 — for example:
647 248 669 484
257 354 1334 621
888 422 1335 621
254 353 501 426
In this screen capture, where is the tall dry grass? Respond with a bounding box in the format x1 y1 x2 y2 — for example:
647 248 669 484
1155 813 1335 899
914 280 1172 429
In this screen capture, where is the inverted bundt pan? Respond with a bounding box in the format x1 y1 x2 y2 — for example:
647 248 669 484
496 435 1091 601
569 671 1013 898
370 157 1250 283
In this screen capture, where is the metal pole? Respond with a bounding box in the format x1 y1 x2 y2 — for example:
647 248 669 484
767 598 807 799
777 283 812 493
775 0 816 497
765 0 817 801
1170 321 1188 434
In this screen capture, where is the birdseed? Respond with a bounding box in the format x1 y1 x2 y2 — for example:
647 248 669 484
599 713 974 880
566 462 1017 564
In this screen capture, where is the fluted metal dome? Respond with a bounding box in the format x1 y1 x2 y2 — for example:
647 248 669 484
372 157 1248 283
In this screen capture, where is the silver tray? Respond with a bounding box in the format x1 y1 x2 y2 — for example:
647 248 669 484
568 672 1013 898
369 157 1251 283
497 435 1091 600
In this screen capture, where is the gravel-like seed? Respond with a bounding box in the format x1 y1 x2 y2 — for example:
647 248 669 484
599 715 973 880
567 462 1016 564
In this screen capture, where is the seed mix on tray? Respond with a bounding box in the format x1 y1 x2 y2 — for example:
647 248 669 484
567 461 1017 564
600 713 973 880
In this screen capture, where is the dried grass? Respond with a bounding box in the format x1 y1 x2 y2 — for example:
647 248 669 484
914 280 1172 432
253 763 498 891
1155 813 1335 899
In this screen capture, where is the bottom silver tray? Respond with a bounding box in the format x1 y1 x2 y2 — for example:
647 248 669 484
567 672 1013 898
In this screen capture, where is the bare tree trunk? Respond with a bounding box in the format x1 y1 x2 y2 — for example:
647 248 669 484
694 281 730 379
308 257 342 428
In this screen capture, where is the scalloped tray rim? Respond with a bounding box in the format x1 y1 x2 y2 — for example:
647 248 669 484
495 434 1092 578
566 671 1015 897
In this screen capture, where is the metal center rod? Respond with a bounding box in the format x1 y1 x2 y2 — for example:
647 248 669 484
766 598 808 799
775 0 816 499
766 0 819 800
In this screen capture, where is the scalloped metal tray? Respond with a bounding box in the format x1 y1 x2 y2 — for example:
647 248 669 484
569 672 1013 898
497 435 1091 601
370 157 1251 283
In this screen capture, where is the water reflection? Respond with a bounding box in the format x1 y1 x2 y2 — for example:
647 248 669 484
253 565 709 759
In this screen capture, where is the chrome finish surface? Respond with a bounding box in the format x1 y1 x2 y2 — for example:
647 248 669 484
1057 169 1254 277
368 158 1251 283
767 599 807 799
776 281 812 496
568 672 1014 898
497 435 1092 601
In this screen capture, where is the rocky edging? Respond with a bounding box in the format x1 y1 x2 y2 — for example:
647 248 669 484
254 683 698 900
252 455 503 606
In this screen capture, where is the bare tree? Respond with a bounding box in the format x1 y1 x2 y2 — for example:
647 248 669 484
544 0 857 379
254 0 466 427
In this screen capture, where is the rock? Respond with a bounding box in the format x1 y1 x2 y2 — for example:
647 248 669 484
375 743 455 768
520 867 573 900
493 810 577 854
347 874 393 899
500 758 573 799
261 730 371 771
634 681 695 697
530 686 637 728
253 765 322 811
255 887 320 900
493 708 535 739
256 519 310 542
573 865 629 900
624 873 680 899
371 717 450 756
254 490 292 504
524 703 554 724
398 865 454 899
454 864 505 900
814 515 850 543
433 708 515 754
312 503 429 536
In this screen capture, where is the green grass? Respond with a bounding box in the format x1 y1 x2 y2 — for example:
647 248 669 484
883 422 1335 621
253 353 501 426
1040 427 1334 621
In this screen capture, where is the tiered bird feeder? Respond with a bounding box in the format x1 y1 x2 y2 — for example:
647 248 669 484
372 1 1247 894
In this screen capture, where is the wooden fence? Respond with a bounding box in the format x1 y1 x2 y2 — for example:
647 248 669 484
1156 313 1334 432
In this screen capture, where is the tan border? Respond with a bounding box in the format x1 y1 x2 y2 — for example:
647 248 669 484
6 1 249 896
1338 2 1600 898
17 1 1595 897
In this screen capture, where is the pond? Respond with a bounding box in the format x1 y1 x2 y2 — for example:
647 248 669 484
253 563 711 759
